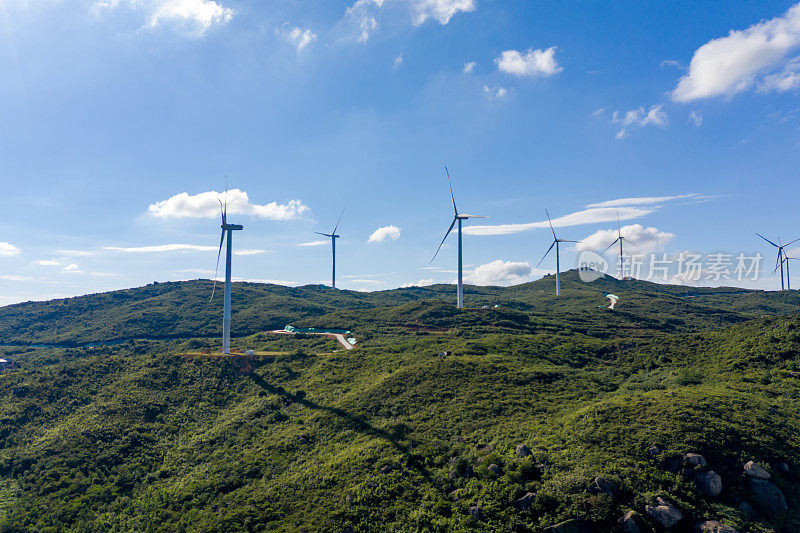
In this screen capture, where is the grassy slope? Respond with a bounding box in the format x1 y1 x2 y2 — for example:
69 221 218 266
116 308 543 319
0 277 799 531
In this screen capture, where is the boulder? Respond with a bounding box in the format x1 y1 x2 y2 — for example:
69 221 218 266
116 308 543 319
685 453 708 468
487 463 502 476
743 461 770 480
514 492 535 511
344 494 354 504
770 460 790 474
695 521 738 533
695 470 722 497
516 444 532 457
646 497 683 529
620 510 651 533
737 500 756 519
648 445 663 457
379 464 394 475
748 478 788 514
543 518 593 533
589 477 618 498
468 505 481 520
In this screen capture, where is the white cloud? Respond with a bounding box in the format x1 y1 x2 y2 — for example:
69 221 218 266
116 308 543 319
62 263 80 272
483 85 509 99
463 61 476 73
587 194 697 208
611 105 667 139
400 278 435 288
495 47 562 77
660 59 684 70
234 249 267 256
148 189 308 220
575 224 675 253
0 274 36 282
464 206 656 236
105 244 217 253
298 240 328 247
688 110 703 126
95 0 234 36
672 3 800 102
36 259 61 266
412 0 476 25
465 260 533 286
368 225 401 243
0 242 21 256
58 250 94 256
278 23 317 51
345 0 381 43
394 51 403 67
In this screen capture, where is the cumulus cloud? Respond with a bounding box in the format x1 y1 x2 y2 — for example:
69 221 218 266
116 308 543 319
463 61 476 73
148 189 308 220
611 105 667 139
672 3 800 102
345 0 382 42
483 85 508 99
298 240 328 247
400 278 435 288
345 0 473 42
368 225 401 243
575 225 675 253
495 47 562 77
62 263 80 272
413 0 476 25
104 244 217 253
278 23 317 51
95 0 234 36
36 259 61 266
0 242 21 256
465 260 533 286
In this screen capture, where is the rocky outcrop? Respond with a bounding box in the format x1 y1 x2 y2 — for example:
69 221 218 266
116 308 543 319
645 497 683 529
516 444 531 457
748 478 788 514
487 463 502 476
694 470 722 497
685 453 708 468
468 505 481 520
514 492 535 511
743 461 770 480
620 510 651 533
589 477 618 499
695 521 738 533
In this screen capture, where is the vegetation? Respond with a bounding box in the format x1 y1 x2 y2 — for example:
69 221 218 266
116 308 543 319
0 272 798 531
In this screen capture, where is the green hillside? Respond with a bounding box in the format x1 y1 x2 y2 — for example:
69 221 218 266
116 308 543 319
1 274 799 532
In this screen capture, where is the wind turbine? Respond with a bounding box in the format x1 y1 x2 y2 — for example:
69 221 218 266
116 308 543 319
783 254 800 290
757 233 799 291
536 210 578 296
316 208 345 289
210 194 243 355
603 211 636 279
431 166 487 309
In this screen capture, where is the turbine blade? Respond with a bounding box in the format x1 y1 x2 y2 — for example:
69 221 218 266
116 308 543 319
602 238 621 254
559 239 579 243
332 207 345 235
546 209 556 240
783 236 800 248
431 218 457 263
445 166 458 215
536 240 556 268
315 232 333 237
756 233 780 248
210 229 225 302
459 214 488 218
617 210 621 234
774 249 783 274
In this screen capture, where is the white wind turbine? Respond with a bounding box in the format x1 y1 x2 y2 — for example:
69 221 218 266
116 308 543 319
536 210 579 296
430 167 487 309
315 208 344 289
210 192 243 354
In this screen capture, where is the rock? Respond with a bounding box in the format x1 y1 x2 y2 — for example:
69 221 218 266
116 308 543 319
685 453 708 468
477 444 494 453
646 497 684 529
743 461 770 480
468 505 481 520
695 470 722 497
620 510 650 533
488 463 502 476
379 464 394 475
737 500 756 519
695 521 739 533
536 463 550 475
543 518 593 533
514 492 535 511
748 478 788 514
343 527 354 533
296 435 310 445
770 460 790 474
589 477 618 498
648 445 663 457
516 444 532 457
344 494 354 504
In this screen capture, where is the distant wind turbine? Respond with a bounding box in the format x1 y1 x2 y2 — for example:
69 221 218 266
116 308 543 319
536 210 578 296
431 167 487 309
316 208 345 289
210 192 243 355
784 254 800 291
603 211 636 279
757 233 799 291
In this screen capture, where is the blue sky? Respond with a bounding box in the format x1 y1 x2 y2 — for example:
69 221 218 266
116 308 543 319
3 0 800 304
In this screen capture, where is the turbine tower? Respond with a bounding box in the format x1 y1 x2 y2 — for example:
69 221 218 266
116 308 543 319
211 196 243 355
431 166 486 309
536 210 578 296
784 255 800 290
757 233 799 291
603 211 636 279
316 208 344 289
